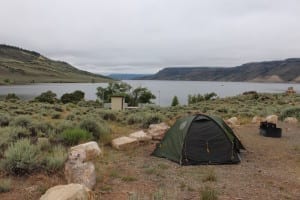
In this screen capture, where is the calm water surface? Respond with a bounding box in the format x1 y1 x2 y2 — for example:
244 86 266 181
0 81 299 106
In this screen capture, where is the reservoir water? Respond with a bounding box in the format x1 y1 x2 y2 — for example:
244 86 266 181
0 80 299 106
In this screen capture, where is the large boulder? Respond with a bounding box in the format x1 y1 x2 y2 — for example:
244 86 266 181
251 116 264 124
111 136 139 150
65 161 96 190
266 115 278 124
129 130 152 141
69 141 102 162
226 117 239 127
40 183 95 200
147 123 170 140
284 117 298 124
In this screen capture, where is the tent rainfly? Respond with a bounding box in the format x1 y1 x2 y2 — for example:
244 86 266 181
152 114 245 165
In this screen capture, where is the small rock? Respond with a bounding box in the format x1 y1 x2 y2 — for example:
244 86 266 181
284 117 298 124
40 183 95 200
129 130 152 141
266 115 278 124
111 136 139 150
147 123 170 140
65 161 96 189
69 141 102 163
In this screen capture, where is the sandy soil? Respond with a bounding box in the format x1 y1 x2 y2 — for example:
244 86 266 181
0 122 299 200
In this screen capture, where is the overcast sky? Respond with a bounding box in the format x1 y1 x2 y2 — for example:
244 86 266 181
1 0 299 74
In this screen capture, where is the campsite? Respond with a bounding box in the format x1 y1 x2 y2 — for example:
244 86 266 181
1 1 300 199
0 92 299 199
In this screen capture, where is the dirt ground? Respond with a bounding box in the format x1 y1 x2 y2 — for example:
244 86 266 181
1 122 299 200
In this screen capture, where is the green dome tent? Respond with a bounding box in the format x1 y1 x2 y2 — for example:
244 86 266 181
152 114 245 165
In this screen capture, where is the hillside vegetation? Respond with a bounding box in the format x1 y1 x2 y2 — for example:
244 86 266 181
0 44 112 84
0 92 299 199
141 58 300 82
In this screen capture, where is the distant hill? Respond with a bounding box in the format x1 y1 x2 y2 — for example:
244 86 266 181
108 73 153 80
140 58 300 83
0 44 112 84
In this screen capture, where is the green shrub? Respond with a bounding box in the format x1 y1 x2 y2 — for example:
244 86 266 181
0 114 10 127
66 113 76 120
127 113 144 125
171 96 179 106
126 112 164 128
53 105 63 112
79 119 100 139
1 139 41 175
280 107 300 120
61 90 85 104
37 138 51 151
142 113 164 128
60 128 92 146
5 93 19 101
0 178 11 193
51 112 61 119
53 120 76 134
121 176 138 182
0 127 13 149
30 121 53 136
79 119 111 142
200 187 218 200
202 170 217 182
100 110 117 121
77 100 102 108
12 115 32 128
3 78 10 84
7 126 31 140
153 189 165 200
35 90 57 104
43 145 67 172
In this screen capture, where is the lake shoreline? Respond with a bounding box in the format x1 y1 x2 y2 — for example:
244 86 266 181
1 80 299 106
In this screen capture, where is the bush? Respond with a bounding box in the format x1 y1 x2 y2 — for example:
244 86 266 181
142 113 164 128
280 107 300 120
79 119 111 142
51 112 61 119
200 186 218 200
202 170 217 182
12 115 32 128
66 113 76 120
188 93 217 105
79 119 100 139
100 110 117 121
1 139 41 175
126 112 164 128
6 126 31 140
60 128 92 146
53 105 64 112
43 145 67 172
0 127 13 149
5 93 19 101
127 113 144 125
0 178 11 193
97 121 111 143
77 100 102 107
171 96 179 106
0 114 10 127
61 90 85 104
35 90 57 104
29 121 53 136
53 120 76 134
37 138 51 151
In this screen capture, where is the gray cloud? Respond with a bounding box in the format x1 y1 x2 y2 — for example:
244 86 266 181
1 0 299 74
